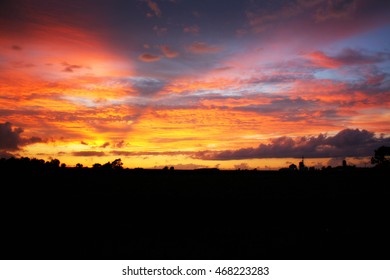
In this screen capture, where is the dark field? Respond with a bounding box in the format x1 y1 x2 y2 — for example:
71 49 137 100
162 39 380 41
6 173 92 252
1 167 389 260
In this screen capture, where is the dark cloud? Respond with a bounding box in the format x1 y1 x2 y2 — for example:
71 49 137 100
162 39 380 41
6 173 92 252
128 76 166 96
110 150 194 157
298 0 325 8
214 66 233 71
326 128 375 147
62 62 84 72
0 151 14 159
234 97 319 114
247 0 357 31
114 140 126 148
246 2 303 33
335 48 390 65
315 0 356 21
100 142 110 148
194 128 390 160
247 73 314 84
150 137 199 143
346 71 390 96
317 109 344 120
366 73 386 85
0 122 43 151
0 109 15 117
25 137 43 145
307 49 390 68
72 151 106 157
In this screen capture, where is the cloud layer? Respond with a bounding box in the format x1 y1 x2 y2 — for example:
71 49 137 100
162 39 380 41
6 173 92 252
195 129 390 160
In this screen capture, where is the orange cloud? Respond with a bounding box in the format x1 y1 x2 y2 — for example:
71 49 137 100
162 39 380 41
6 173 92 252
306 51 341 68
187 42 222 53
145 0 161 17
139 53 161 62
160 45 179 58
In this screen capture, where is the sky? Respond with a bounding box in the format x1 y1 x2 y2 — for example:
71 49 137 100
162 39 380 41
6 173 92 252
1 0 390 169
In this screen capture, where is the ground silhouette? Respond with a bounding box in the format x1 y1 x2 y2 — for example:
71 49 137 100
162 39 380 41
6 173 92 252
0 155 389 260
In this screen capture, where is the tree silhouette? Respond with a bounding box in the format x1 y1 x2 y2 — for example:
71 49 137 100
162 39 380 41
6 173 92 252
289 163 297 171
93 163 102 169
100 158 123 170
371 146 390 168
47 158 60 168
112 158 123 170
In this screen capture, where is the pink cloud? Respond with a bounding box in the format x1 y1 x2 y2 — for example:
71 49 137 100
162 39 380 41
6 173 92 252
138 53 161 62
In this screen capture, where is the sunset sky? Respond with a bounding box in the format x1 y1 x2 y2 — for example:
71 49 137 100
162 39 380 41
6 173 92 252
1 0 390 169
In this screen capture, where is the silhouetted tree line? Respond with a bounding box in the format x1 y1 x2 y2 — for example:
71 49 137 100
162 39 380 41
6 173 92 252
0 156 63 170
0 157 124 171
92 158 123 170
0 148 389 260
0 146 389 171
